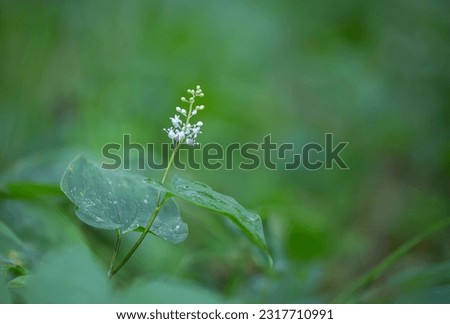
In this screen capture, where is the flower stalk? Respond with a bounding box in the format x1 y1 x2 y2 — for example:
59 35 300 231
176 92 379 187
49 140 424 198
108 86 205 277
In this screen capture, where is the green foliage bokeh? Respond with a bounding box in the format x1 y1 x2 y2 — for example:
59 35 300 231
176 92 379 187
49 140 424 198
1 0 449 303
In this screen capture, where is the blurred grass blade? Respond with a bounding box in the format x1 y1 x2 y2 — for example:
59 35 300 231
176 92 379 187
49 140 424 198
0 219 26 249
6 182 63 199
333 217 450 303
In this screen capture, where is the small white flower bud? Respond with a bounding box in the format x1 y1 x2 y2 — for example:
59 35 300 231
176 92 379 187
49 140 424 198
165 86 206 145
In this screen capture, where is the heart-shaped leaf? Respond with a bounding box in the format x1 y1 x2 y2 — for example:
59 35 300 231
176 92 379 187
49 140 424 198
60 155 188 243
147 175 270 261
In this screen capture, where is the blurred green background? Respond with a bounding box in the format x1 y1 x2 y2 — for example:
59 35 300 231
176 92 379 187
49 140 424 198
1 0 449 303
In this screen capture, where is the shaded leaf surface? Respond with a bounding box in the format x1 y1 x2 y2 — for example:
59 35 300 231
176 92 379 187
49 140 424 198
0 278 11 304
22 246 111 303
60 155 187 243
147 175 270 259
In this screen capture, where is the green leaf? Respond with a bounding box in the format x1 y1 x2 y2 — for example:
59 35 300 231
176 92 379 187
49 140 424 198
147 174 271 261
0 277 11 304
116 278 225 303
60 155 188 243
21 246 112 303
1 261 27 278
7 275 30 289
132 198 188 243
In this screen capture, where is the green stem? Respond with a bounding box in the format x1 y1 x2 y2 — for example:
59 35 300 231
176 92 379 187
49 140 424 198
109 196 169 276
161 144 180 186
109 145 180 277
332 217 450 303
108 229 122 278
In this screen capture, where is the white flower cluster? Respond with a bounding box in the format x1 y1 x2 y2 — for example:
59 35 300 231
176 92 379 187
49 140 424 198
164 85 205 146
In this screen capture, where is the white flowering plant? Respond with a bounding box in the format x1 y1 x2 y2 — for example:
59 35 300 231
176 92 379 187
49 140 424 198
60 85 270 277
164 85 204 146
